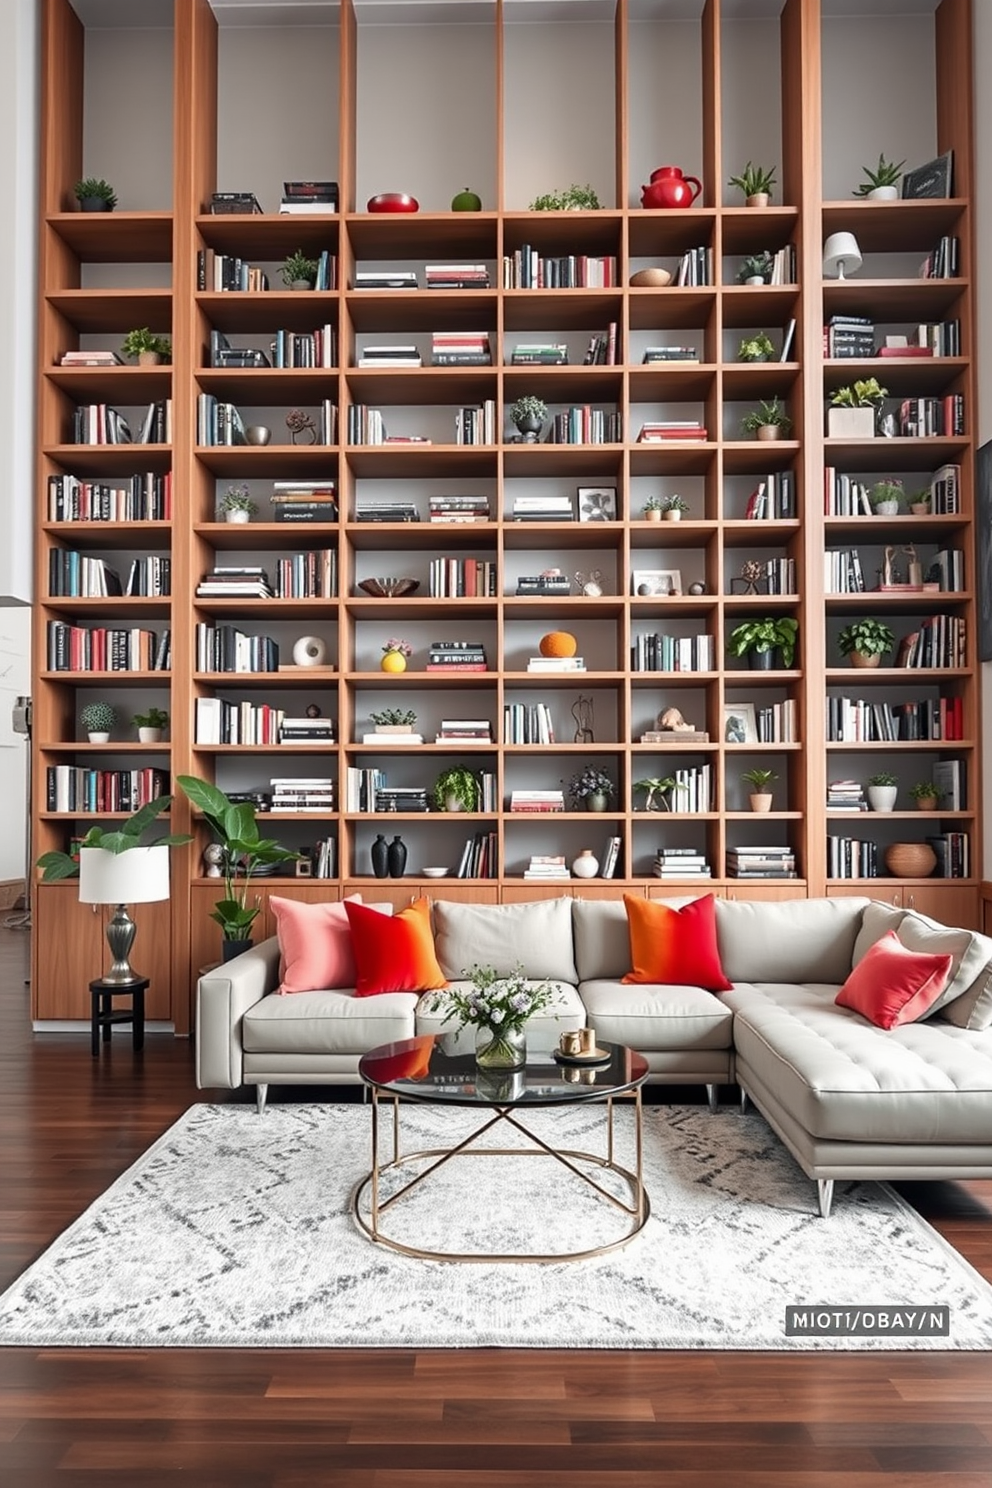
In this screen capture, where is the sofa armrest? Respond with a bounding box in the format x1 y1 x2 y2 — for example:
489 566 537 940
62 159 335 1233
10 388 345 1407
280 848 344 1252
196 937 281 1089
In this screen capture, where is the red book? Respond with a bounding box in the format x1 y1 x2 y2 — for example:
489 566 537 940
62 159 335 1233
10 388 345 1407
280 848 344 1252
878 345 933 357
425 663 488 673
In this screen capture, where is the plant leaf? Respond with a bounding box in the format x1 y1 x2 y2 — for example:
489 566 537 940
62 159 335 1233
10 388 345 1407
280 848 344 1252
36 850 79 881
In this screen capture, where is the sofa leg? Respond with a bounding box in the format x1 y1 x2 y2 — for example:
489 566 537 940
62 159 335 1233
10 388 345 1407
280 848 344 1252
705 1083 718 1113
739 1088 749 1114
817 1179 834 1219
255 1083 269 1116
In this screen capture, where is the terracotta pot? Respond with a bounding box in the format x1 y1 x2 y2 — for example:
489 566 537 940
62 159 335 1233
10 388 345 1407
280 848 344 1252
749 793 773 813
914 796 939 812
884 842 937 878
137 350 162 366
850 651 882 668
746 192 770 208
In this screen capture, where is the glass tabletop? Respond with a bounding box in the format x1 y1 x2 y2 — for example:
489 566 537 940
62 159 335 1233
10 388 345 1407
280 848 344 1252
359 1036 649 1108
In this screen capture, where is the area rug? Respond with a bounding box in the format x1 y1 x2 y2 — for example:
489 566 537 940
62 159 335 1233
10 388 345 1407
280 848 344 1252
1 1102 991 1351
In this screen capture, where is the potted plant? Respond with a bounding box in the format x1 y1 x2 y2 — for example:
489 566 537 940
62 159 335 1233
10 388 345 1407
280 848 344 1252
381 637 412 674
737 332 775 363
869 478 904 516
567 765 616 812
176 776 299 959
370 707 417 734
827 378 887 439
853 153 906 201
280 249 319 289
737 251 774 285
728 161 777 207
132 705 169 743
80 701 116 743
36 795 190 879
121 327 172 366
867 772 898 812
509 394 548 442
432 765 481 813
661 494 690 522
529 183 601 211
742 767 777 813
740 396 792 441
726 616 798 670
422 962 556 1070
642 495 664 522
73 176 117 212
633 776 683 812
909 488 931 516
837 617 895 667
909 780 943 812
218 483 257 523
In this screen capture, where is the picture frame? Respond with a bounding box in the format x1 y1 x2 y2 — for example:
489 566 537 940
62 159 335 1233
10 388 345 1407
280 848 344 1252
577 486 617 522
901 150 953 200
631 568 683 597
722 702 758 745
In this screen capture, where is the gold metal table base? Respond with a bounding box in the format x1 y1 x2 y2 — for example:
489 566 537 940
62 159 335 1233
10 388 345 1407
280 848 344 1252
352 1088 649 1264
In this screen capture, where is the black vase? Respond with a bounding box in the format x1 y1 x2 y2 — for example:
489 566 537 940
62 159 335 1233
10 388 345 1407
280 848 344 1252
387 835 407 878
371 833 389 878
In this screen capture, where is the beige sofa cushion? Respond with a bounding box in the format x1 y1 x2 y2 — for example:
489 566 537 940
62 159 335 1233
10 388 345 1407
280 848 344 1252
243 988 418 1055
572 895 695 982
579 979 734 1051
433 897 577 983
893 911 992 1019
851 900 906 963
939 965 992 1031
715 896 868 985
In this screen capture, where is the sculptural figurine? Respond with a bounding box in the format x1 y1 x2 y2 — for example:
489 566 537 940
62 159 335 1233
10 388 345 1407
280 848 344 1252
572 695 595 744
203 842 225 879
658 706 696 733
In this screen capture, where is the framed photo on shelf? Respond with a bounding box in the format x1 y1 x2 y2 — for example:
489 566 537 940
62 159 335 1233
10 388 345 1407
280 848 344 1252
631 568 683 597
722 702 758 745
901 150 953 200
577 486 617 522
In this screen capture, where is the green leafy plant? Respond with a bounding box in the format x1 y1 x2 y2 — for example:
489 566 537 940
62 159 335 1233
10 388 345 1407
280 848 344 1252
909 780 943 802
36 797 190 880
737 251 774 283
853 153 906 196
868 772 897 787
509 394 548 427
742 767 777 791
740 397 792 435
73 176 116 208
726 617 799 668
728 161 776 199
909 488 931 512
662 494 689 513
529 183 601 211
370 707 417 727
737 332 775 362
132 705 169 730
280 249 319 286
830 378 887 409
176 776 299 941
218 483 257 516
432 765 481 811
869 478 903 509
567 766 615 806
120 327 172 361
837 618 895 658
642 495 664 513
80 701 116 735
633 776 684 811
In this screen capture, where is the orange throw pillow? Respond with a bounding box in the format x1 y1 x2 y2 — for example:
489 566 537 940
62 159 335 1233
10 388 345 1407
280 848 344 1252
836 930 952 1029
344 897 448 998
621 892 732 991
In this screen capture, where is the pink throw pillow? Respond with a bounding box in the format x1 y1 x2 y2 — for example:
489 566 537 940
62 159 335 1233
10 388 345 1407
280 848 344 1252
835 930 952 1029
271 895 389 994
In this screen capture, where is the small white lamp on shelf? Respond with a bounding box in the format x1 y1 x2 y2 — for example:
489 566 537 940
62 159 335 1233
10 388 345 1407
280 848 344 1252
78 845 170 985
822 231 863 280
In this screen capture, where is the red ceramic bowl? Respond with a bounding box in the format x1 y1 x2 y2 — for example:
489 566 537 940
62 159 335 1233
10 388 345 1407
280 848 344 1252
367 192 419 213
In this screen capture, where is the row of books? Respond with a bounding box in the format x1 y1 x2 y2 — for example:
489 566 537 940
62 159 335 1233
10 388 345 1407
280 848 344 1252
72 402 171 446
47 472 172 523
428 558 497 598
897 614 965 669
546 407 623 444
920 236 959 280
457 400 497 444
827 837 878 879
675 245 712 286
270 326 337 368
194 623 279 674
744 471 796 520
454 832 498 879
502 702 555 745
46 766 169 816
762 556 797 595
195 699 332 747
630 633 714 673
898 394 965 438
826 694 963 742
305 837 338 878
500 251 617 289
48 551 171 599
664 764 713 815
754 699 798 744
197 251 269 292
45 622 170 673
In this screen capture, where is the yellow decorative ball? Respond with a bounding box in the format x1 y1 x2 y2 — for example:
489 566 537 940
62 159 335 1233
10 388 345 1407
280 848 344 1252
540 631 577 658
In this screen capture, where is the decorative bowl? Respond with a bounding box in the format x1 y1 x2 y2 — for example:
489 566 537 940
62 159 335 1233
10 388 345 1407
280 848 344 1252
422 866 449 878
367 193 419 213
357 577 421 598
629 267 673 287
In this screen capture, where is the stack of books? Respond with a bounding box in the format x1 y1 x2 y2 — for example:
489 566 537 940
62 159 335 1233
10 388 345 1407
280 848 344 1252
425 263 490 289
431 332 491 365
60 349 123 367
510 790 564 813
824 315 874 359
354 269 417 290
515 573 572 596
523 854 570 881
279 180 338 213
526 654 586 673
269 777 335 812
637 420 707 443
428 494 490 523
653 847 712 878
726 846 797 878
512 495 574 522
209 190 262 215
435 719 492 743
270 480 337 523
375 787 430 812
358 344 422 367
355 499 420 523
426 641 488 673
279 715 335 744
642 346 698 363
510 343 568 365
195 565 273 598
362 730 424 745
827 779 867 811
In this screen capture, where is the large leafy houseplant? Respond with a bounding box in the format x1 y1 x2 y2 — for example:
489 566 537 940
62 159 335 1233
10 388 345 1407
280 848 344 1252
37 796 190 880
726 617 798 668
177 776 299 943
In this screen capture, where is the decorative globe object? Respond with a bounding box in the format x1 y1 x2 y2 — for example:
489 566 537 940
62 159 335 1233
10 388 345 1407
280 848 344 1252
883 842 937 878
571 849 600 878
539 631 577 658
451 187 482 211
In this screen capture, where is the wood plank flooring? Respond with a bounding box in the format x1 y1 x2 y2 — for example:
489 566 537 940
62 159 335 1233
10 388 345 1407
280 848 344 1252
1 923 991 1485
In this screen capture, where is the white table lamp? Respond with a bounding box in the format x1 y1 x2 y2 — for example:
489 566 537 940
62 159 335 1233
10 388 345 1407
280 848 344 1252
822 231 863 280
79 845 170 984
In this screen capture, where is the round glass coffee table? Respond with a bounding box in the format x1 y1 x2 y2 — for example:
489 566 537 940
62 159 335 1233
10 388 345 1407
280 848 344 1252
354 1035 650 1263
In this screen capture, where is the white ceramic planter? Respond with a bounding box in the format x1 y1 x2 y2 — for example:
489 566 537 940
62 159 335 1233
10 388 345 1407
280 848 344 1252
138 727 163 744
662 509 682 522
827 406 875 439
225 509 250 524
867 185 899 201
867 785 898 812
87 731 110 744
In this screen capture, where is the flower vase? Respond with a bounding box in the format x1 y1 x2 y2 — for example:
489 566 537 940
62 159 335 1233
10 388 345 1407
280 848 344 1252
381 652 407 673
475 1023 527 1069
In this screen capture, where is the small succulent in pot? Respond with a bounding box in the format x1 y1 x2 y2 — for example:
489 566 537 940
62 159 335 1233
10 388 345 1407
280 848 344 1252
370 707 417 728
740 396 792 438
529 183 601 211
737 332 775 362
909 780 943 809
661 494 689 516
73 176 117 210
280 249 319 287
80 701 116 738
728 161 777 202
742 767 777 791
869 478 903 513
737 251 774 284
853 153 905 197
868 772 897 788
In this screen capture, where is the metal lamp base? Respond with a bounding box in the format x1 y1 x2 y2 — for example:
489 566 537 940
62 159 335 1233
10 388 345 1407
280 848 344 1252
102 903 142 985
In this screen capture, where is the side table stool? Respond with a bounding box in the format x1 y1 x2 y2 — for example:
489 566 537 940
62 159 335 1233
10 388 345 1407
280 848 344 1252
90 976 149 1057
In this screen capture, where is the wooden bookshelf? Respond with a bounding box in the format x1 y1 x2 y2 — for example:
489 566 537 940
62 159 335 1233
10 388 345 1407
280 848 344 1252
32 0 980 1031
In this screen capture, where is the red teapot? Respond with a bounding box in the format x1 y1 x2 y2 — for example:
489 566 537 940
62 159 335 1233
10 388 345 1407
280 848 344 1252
641 165 702 210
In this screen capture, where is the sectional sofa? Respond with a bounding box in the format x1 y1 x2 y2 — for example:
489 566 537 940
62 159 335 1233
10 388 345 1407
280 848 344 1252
196 894 992 1216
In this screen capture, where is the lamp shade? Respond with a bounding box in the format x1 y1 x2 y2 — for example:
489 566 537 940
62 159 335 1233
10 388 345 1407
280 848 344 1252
78 845 170 905
822 231 863 279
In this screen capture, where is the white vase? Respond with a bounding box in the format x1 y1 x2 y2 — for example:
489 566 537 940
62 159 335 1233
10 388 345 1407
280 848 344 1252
867 185 899 201
874 500 900 516
867 785 898 812
225 509 250 524
138 727 163 744
571 849 600 878
87 731 110 744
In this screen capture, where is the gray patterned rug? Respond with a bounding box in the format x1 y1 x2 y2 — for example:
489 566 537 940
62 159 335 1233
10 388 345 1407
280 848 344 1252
2 1102 991 1350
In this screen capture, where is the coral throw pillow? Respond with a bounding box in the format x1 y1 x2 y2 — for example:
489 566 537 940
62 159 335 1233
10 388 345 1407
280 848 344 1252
621 893 732 991
836 930 952 1029
344 897 448 998
272 894 377 994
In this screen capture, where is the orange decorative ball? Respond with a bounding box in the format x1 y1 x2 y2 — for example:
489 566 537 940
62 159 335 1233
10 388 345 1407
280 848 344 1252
540 631 577 658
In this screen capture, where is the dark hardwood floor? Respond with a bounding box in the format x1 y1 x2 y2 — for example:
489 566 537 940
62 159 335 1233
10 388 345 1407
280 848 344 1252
1 923 991 1485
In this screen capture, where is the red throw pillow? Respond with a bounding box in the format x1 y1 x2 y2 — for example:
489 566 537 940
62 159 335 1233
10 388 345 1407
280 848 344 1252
836 929 952 1029
344 897 448 997
621 893 733 992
